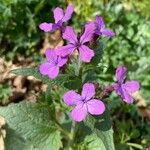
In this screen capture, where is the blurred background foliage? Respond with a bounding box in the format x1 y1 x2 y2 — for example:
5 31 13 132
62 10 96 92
0 0 150 149
0 0 59 59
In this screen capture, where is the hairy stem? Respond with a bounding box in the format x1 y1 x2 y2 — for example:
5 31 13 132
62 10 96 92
66 121 76 150
75 55 82 76
47 104 72 140
54 118 72 140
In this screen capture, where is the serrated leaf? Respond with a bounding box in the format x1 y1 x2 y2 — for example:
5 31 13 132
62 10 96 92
10 67 69 87
84 110 115 150
0 101 62 150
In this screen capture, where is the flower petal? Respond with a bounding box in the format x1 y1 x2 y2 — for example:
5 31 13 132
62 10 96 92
113 83 123 97
101 28 115 37
47 66 59 79
71 103 87 122
63 90 82 106
80 23 95 44
115 66 127 83
63 4 74 22
56 44 76 57
121 87 134 104
81 83 95 101
79 45 94 62
95 16 115 36
39 62 53 75
87 99 105 115
63 26 78 44
96 16 105 29
45 49 57 64
53 7 64 23
39 23 53 32
57 56 68 67
123 80 140 93
113 83 134 104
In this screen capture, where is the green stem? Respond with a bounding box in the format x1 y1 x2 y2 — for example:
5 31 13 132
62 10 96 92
54 118 72 140
75 56 82 76
65 56 82 149
66 121 76 150
70 121 76 139
47 105 71 140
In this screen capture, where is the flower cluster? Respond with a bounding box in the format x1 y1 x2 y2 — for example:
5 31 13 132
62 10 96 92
39 4 114 79
63 66 140 122
39 4 140 122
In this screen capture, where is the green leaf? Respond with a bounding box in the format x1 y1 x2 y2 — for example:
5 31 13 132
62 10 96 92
75 123 106 150
84 134 106 150
0 101 62 150
64 78 82 90
84 110 115 150
5 127 33 150
10 67 69 87
11 67 49 82
91 37 109 66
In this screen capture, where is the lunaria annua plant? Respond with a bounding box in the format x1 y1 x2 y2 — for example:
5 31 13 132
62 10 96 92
39 4 140 117
6 3 140 150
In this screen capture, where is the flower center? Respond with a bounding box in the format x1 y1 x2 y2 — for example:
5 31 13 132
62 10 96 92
75 42 81 48
81 96 90 103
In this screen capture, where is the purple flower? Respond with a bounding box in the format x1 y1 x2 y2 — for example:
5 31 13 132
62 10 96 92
63 83 105 122
113 66 140 104
39 49 67 79
94 15 115 37
56 23 95 62
39 4 74 32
